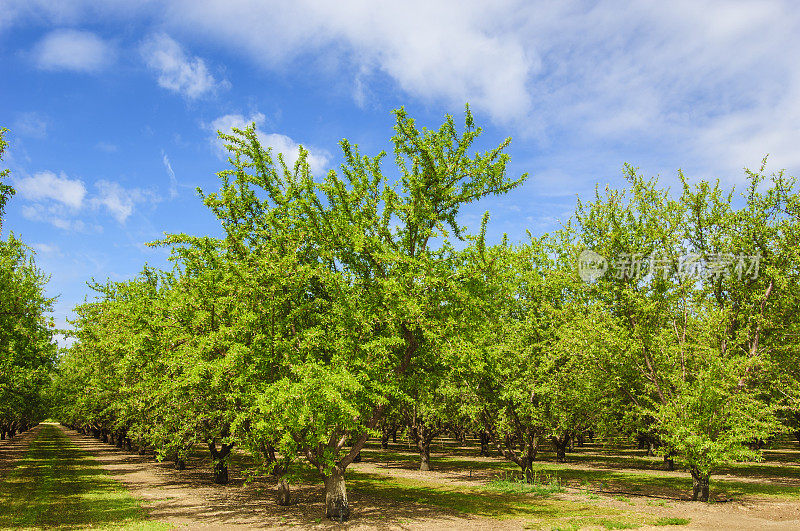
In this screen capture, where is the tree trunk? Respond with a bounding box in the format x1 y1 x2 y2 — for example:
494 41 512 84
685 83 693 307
352 451 362 463
663 454 674 471
690 469 710 501
410 422 436 471
519 457 533 483
479 431 491 457
276 476 291 506
552 434 570 463
381 430 390 449
101 430 109 443
208 441 233 484
324 468 349 521
212 459 228 484
175 457 187 470
419 445 431 471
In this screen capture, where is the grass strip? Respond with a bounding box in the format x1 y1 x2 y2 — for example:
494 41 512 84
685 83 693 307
0 423 169 530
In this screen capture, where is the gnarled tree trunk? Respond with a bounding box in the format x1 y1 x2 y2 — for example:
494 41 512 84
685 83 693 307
409 416 441 471
208 440 234 484
552 433 570 463
419 445 431 471
690 468 710 501
324 468 349 521
479 430 491 457
484 417 540 483
277 476 291 506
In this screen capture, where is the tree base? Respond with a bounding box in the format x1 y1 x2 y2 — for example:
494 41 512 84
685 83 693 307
325 471 349 521
277 477 290 506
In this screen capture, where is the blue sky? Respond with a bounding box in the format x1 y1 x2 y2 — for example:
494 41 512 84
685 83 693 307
1 1 799 344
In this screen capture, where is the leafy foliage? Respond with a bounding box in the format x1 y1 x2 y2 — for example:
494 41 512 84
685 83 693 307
0 128 57 437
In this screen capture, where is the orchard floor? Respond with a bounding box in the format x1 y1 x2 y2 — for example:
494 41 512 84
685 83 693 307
3 425 800 530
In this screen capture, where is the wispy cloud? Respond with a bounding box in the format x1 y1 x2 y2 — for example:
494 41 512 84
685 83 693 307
140 33 227 99
21 203 89 232
31 242 61 255
95 141 118 153
32 29 114 72
207 112 330 175
161 150 178 199
91 180 157 224
6 1 800 180
14 112 48 138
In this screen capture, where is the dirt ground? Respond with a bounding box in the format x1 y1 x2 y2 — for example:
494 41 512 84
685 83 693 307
4 425 800 530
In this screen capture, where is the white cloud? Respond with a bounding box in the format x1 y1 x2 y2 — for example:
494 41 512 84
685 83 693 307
91 180 154 224
258 133 330 176
14 169 156 228
14 112 48 138
140 33 226 99
207 112 330 175
155 0 532 124
14 171 86 209
21 203 88 232
5 1 800 179
207 111 267 145
31 242 61 254
161 150 178 198
32 29 114 72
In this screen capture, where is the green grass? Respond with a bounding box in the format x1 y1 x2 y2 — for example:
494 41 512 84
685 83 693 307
348 469 622 520
484 477 566 496
362 438 800 500
654 517 691 526
348 469 691 529
0 423 170 530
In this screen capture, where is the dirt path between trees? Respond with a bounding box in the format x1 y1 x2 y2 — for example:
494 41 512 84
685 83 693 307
59 425 800 530
60 425 519 530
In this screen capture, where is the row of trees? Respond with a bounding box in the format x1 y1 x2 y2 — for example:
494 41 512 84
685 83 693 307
53 108 800 520
0 129 57 439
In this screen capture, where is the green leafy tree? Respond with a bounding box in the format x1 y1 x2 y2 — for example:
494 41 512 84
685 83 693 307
166 105 526 519
575 165 789 500
0 128 57 438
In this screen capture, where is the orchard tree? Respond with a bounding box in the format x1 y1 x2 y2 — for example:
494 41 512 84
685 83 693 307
575 165 788 500
450 227 611 477
167 105 526 520
0 128 57 437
